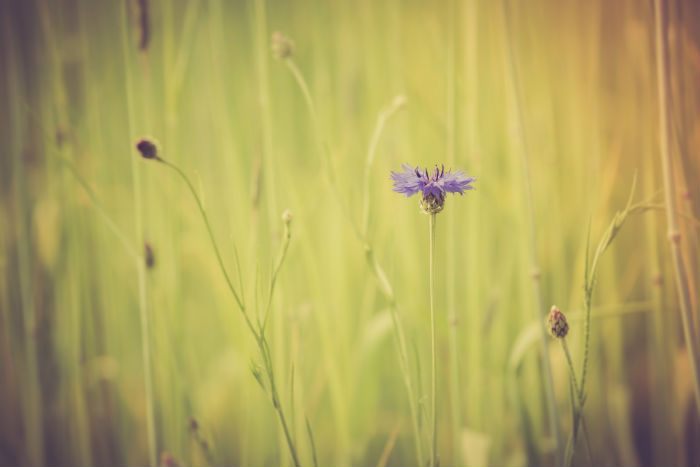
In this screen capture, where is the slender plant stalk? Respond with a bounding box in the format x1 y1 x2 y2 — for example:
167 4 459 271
259 216 300 466
429 213 438 467
358 96 424 465
118 3 156 463
259 336 301 467
560 339 592 466
652 0 700 417
444 0 463 460
4 11 44 463
154 158 301 465
306 416 319 467
501 1 564 461
160 161 252 331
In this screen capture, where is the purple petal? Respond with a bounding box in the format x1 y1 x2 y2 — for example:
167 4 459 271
440 169 476 195
391 163 424 197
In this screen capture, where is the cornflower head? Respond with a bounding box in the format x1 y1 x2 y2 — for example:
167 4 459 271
391 164 476 214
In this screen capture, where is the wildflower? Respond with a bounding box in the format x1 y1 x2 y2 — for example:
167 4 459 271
136 137 161 161
271 31 294 60
390 164 476 214
548 305 569 339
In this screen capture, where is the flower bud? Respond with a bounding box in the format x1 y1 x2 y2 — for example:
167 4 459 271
282 209 293 225
271 31 294 59
136 137 160 160
144 242 155 269
547 305 569 339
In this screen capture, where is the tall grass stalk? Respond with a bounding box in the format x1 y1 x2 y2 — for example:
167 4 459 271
361 97 424 466
444 0 463 460
570 178 656 464
119 3 157 464
501 1 564 462
4 10 44 464
652 0 700 418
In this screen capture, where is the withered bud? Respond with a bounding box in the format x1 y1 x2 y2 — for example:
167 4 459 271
547 305 569 339
136 137 161 161
282 209 293 225
145 242 155 269
271 31 294 59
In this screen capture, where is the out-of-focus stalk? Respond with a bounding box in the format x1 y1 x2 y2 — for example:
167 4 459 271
119 4 157 464
652 0 700 418
500 1 564 462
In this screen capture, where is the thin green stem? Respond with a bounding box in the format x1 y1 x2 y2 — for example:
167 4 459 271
158 160 256 336
429 213 437 467
562 339 592 465
305 416 319 467
259 336 301 467
262 220 291 333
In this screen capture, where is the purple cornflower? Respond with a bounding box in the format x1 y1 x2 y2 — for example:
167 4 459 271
391 164 476 214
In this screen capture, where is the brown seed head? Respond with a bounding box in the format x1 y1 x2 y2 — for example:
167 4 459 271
136 138 160 160
547 305 569 339
271 31 294 59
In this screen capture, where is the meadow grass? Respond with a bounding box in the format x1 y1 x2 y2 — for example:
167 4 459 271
0 1 699 466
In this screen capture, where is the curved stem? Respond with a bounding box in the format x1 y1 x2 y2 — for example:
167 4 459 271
260 337 301 467
160 160 255 336
429 213 438 467
262 221 291 333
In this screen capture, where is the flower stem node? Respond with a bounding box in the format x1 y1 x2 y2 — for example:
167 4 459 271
548 305 569 339
271 31 294 60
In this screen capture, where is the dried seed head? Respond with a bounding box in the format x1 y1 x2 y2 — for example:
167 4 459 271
271 31 294 59
136 137 161 160
136 0 150 51
188 417 199 432
282 209 293 225
144 242 155 269
547 305 569 339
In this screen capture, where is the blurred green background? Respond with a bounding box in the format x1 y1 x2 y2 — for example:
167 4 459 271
1 0 699 465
